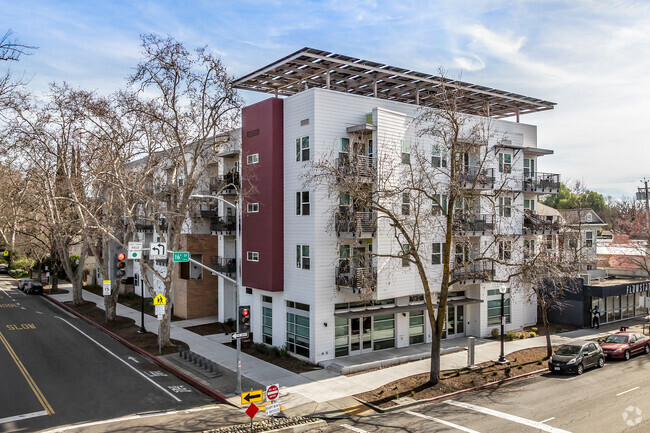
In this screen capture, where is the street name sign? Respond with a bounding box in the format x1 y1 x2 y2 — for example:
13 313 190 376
153 294 167 305
241 389 263 405
149 242 167 259
102 280 111 296
264 402 281 416
128 242 142 259
232 332 249 339
265 384 279 401
173 252 190 262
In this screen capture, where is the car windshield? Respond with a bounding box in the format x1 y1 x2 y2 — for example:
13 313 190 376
555 345 582 356
604 335 628 344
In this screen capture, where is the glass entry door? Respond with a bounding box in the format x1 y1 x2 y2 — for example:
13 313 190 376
350 316 372 355
444 305 465 339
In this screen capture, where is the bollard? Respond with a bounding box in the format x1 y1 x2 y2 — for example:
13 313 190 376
467 336 476 369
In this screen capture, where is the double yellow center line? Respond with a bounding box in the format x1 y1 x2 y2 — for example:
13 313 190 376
0 330 54 415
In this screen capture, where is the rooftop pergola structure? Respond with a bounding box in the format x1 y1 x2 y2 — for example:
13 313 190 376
233 47 556 120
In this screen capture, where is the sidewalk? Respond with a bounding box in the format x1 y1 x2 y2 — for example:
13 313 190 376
49 287 648 413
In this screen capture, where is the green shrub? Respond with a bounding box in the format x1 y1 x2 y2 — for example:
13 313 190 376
395 394 400 399
279 344 289 358
86 284 102 291
537 360 543 365
225 318 236 329
531 327 538 333
506 331 517 341
517 365 523 370
505 367 511 374
529 331 537 338
519 334 525 339
491 328 500 338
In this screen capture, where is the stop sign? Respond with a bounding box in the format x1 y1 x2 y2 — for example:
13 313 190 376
266 384 279 401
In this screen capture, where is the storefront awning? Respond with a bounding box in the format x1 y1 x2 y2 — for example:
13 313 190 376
585 280 650 298
334 303 430 319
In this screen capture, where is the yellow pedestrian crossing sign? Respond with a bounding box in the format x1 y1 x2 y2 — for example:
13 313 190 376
153 294 167 305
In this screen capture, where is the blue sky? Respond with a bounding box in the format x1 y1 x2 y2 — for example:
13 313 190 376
4 0 650 197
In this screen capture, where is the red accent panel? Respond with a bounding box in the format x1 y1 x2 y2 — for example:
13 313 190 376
242 98 284 292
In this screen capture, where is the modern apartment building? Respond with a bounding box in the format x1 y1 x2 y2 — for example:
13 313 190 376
234 48 561 363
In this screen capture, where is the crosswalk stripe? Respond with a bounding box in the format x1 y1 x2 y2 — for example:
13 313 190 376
405 410 481 433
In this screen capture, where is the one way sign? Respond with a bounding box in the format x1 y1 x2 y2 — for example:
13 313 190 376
241 389 263 405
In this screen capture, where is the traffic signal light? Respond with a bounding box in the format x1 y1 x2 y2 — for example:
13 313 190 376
116 252 126 278
238 305 250 334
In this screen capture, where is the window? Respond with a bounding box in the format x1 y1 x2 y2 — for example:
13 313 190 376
402 244 410 267
247 251 259 262
523 158 535 177
524 199 535 211
498 153 512 173
586 231 593 247
247 203 259 213
286 302 310 357
432 242 445 265
524 239 535 259
455 242 469 265
499 197 512 217
432 145 447 168
402 193 410 215
409 311 425 345
339 245 350 272
339 137 349 153
178 177 185 187
488 297 511 325
432 194 448 216
296 136 310 161
296 191 310 216
499 240 512 261
262 297 272 345
296 245 310 270
247 153 259 164
401 140 410 164
546 235 554 250
334 316 349 357
373 314 395 350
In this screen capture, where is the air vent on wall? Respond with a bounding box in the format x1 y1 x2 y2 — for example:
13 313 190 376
300 118 310 126
247 129 259 137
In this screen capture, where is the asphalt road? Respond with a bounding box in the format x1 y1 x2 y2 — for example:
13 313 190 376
0 276 214 433
328 342 650 432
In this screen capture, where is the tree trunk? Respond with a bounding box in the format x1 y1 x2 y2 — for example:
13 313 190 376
542 307 552 358
104 296 117 322
158 306 171 352
429 336 442 384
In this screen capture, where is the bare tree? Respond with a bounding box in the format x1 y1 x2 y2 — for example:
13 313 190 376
0 30 36 62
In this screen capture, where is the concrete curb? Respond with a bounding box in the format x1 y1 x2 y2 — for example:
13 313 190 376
43 294 233 406
356 367 548 413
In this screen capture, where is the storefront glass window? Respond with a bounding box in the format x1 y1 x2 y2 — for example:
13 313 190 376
373 314 395 350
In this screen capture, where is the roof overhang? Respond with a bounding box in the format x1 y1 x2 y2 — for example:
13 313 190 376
234 47 556 119
495 143 554 156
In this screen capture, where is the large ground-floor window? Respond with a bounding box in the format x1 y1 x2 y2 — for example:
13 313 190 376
409 311 425 344
286 301 310 357
593 291 648 324
262 295 273 345
373 314 395 350
334 316 349 357
487 288 511 326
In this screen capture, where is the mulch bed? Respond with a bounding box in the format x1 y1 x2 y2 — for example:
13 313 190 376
219 342 321 374
185 322 233 335
63 300 188 355
356 346 555 408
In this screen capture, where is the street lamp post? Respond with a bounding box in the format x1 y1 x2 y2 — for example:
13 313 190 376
497 284 508 364
189 193 242 394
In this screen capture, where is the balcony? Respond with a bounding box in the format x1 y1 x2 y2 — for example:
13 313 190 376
453 213 494 236
209 172 240 195
522 172 560 194
200 209 219 218
459 166 495 190
210 256 236 276
335 211 377 237
336 154 375 181
210 215 236 235
134 218 168 232
523 212 560 235
452 260 495 283
335 265 377 295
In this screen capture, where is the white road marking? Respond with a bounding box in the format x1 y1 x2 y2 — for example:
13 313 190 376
406 410 480 433
40 405 221 433
0 410 48 424
128 356 140 363
341 424 368 433
541 417 556 423
37 311 43 314
616 387 639 396
55 317 181 402
445 400 572 433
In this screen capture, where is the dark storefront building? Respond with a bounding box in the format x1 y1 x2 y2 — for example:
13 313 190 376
548 278 650 328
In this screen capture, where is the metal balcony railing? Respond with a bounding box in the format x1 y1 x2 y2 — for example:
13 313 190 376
200 209 219 218
452 260 495 282
523 212 560 235
210 215 236 234
209 172 240 195
210 256 236 275
453 213 494 234
134 218 168 231
335 265 377 294
522 172 560 193
335 211 377 236
459 166 495 189
336 154 375 180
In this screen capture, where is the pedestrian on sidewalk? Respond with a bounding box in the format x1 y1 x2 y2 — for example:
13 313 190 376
590 306 600 329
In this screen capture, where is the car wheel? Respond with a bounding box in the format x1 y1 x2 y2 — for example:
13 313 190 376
624 350 631 360
597 357 604 368
644 344 650 355
577 363 584 375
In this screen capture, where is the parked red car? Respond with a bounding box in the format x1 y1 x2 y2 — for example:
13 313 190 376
600 332 650 360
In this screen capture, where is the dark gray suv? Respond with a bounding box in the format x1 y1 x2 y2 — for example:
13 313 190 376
548 341 605 375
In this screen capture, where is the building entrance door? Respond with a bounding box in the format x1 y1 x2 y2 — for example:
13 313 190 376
350 316 372 355
444 305 465 339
